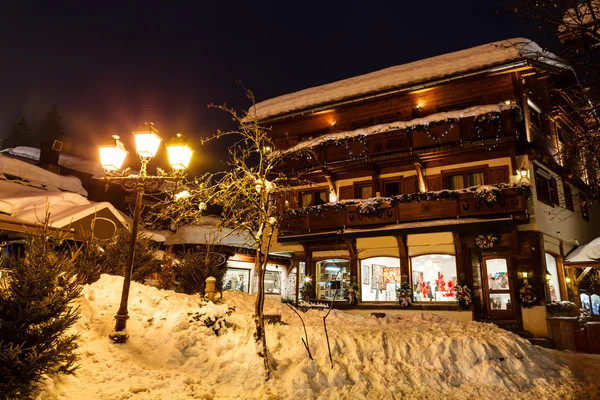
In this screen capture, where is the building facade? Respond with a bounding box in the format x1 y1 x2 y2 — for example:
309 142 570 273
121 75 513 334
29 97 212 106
254 38 600 337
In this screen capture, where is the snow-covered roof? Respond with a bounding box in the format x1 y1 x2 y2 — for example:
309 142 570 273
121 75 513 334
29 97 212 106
165 217 254 248
0 179 127 231
250 38 567 121
282 103 513 154
0 153 88 196
1 146 106 178
565 237 600 263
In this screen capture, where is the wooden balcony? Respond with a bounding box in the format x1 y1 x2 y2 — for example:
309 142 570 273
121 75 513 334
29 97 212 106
279 187 529 236
278 109 519 170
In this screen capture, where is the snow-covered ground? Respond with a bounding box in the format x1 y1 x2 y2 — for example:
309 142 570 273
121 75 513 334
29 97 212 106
37 275 600 400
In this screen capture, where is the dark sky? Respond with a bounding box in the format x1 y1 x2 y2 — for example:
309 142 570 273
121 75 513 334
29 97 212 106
0 1 538 174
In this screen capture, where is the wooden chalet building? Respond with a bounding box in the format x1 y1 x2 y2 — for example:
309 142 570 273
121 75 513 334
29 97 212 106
255 38 600 338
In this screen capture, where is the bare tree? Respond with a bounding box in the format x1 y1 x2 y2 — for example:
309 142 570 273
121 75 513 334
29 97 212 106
151 89 302 380
510 1 600 196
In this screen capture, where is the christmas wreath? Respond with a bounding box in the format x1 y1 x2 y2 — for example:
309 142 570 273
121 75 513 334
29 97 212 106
454 282 472 310
475 233 498 249
518 282 537 308
396 282 413 308
474 187 503 204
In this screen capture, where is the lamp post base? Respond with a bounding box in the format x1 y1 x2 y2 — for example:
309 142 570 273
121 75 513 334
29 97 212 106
109 314 130 343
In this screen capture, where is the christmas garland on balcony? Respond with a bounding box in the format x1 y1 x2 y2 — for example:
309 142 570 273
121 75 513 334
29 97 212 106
280 182 532 219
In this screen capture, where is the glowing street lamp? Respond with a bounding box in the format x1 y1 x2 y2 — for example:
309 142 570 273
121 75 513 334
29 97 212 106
166 133 194 170
99 122 193 344
99 135 128 172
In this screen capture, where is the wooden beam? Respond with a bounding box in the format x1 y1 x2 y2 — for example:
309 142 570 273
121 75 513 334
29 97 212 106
345 239 358 282
577 267 593 284
453 232 465 282
396 235 409 283
324 173 337 197
370 164 381 196
414 162 426 192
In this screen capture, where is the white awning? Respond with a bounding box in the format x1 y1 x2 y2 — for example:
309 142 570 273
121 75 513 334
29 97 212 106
565 237 600 264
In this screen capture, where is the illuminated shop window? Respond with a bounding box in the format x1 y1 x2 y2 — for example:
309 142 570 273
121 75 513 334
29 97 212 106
316 259 349 301
223 268 251 293
360 257 401 302
411 254 457 302
264 270 281 294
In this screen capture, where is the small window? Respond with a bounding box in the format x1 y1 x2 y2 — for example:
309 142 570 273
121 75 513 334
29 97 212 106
378 114 398 124
580 193 590 221
352 118 374 130
528 99 544 132
384 181 401 197
444 168 486 190
299 190 328 207
564 183 574 211
534 167 558 206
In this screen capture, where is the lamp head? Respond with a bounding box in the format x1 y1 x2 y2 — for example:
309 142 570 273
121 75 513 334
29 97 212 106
133 122 162 158
166 133 194 170
98 135 128 172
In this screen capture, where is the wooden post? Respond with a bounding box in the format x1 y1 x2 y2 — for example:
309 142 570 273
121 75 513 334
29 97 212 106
205 276 216 301
414 162 426 193
396 235 409 282
509 229 524 331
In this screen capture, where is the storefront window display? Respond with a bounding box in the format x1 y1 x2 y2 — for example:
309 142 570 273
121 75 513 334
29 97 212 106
411 254 457 302
223 268 251 293
485 258 512 311
545 253 561 302
317 259 349 301
264 270 281 294
360 257 401 301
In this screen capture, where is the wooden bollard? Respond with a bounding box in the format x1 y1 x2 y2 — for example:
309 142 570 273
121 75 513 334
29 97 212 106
205 276 216 301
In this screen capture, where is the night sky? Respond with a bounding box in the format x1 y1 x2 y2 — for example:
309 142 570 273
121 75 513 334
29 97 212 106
0 1 539 174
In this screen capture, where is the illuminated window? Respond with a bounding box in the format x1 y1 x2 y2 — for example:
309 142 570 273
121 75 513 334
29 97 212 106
360 257 401 302
545 253 561 302
299 190 328 207
410 254 457 302
264 270 281 294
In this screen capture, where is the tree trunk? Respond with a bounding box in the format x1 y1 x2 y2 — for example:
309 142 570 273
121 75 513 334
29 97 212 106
254 246 271 380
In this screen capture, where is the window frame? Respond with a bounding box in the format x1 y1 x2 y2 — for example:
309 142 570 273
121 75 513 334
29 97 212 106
353 180 374 199
563 183 574 212
381 176 404 197
441 164 489 190
534 165 558 207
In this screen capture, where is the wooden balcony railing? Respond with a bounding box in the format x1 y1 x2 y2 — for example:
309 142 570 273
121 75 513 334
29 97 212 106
279 109 519 170
279 186 530 236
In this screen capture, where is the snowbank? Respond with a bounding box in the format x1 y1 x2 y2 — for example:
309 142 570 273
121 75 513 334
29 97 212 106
36 275 600 399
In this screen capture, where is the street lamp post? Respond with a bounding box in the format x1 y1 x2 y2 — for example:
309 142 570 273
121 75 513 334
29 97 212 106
99 122 193 343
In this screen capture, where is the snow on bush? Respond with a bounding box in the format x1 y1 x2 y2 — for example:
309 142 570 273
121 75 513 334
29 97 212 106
35 274 599 399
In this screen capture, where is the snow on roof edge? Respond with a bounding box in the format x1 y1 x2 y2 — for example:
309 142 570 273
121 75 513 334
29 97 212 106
248 38 568 121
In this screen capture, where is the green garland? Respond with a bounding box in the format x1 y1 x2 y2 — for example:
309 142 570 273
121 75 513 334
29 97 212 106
281 183 532 219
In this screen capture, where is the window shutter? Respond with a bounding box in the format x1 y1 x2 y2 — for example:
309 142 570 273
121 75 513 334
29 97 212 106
339 185 354 200
426 174 443 191
403 176 418 194
550 178 559 206
488 166 509 185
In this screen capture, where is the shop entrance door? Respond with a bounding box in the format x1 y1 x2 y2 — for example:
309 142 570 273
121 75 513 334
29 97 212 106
481 256 515 319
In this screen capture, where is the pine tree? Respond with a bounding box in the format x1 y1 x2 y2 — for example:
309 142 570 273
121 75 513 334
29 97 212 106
37 105 64 145
0 225 82 399
101 227 162 283
3 118 33 149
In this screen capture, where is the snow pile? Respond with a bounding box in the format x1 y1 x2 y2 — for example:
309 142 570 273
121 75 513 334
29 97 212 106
250 38 567 120
0 153 87 196
2 146 106 178
37 275 600 399
0 180 126 230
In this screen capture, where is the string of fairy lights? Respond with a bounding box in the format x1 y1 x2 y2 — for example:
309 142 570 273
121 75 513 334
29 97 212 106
288 109 517 166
